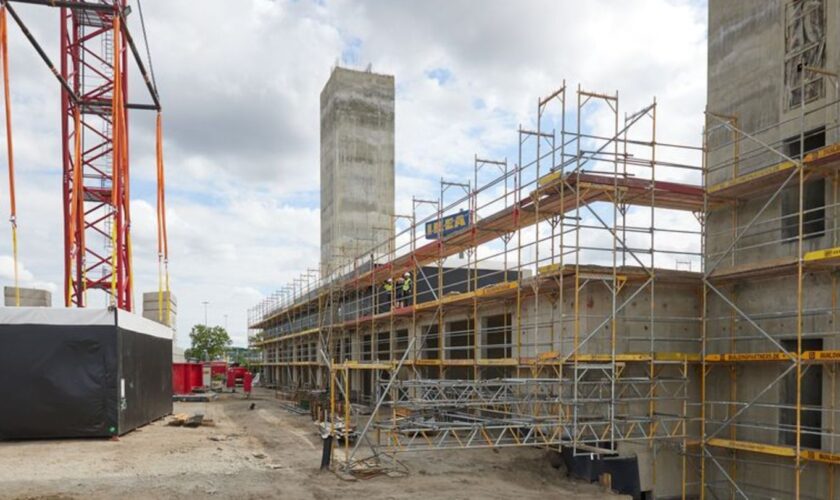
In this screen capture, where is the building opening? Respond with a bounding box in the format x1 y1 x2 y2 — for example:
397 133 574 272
483 313 512 359
780 338 822 449
447 319 475 360
420 324 439 360
781 178 825 240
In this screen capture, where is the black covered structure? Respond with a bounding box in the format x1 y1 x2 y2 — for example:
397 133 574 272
0 307 173 439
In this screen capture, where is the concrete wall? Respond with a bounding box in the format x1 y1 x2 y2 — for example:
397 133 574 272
142 291 177 344
707 0 783 184
707 0 840 187
3 286 51 307
320 67 395 275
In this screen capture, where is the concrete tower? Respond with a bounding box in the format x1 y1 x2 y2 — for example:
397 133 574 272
320 66 395 275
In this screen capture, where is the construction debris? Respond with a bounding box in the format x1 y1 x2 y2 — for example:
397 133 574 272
168 413 214 428
276 401 309 415
318 418 356 442
172 393 217 403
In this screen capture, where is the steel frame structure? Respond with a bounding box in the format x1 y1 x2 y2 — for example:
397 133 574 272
62 1 130 308
249 81 705 496
2 0 162 310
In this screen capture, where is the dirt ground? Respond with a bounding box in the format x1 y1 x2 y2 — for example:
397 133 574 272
0 388 620 499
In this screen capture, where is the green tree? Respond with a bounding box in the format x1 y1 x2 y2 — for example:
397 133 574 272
248 331 265 345
185 324 231 361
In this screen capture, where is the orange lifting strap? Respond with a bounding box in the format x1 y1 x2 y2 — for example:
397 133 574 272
110 15 132 307
156 111 170 324
110 16 121 304
67 107 83 305
0 5 19 306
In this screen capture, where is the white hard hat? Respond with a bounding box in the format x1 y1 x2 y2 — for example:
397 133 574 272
387 278 392 282
403 272 410 277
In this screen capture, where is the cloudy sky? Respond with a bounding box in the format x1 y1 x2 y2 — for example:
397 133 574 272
0 0 707 347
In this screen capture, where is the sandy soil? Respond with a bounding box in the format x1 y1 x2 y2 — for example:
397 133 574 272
0 388 620 499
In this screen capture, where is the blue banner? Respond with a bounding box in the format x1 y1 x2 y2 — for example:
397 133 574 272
425 210 470 239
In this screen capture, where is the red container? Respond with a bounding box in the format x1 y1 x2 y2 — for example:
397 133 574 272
210 361 228 378
243 371 253 394
189 364 204 390
226 366 250 389
172 362 203 395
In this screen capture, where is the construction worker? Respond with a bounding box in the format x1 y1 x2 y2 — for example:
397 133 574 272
395 275 405 307
401 271 413 307
381 278 393 313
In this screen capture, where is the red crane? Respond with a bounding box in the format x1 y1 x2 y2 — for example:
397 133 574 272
1 0 166 312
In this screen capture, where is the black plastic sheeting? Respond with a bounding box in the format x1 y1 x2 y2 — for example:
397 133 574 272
0 321 172 439
561 447 642 499
118 328 173 434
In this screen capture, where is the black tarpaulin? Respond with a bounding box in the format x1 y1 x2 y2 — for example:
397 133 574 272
0 307 172 440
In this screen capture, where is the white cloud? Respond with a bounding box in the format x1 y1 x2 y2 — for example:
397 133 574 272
0 0 707 347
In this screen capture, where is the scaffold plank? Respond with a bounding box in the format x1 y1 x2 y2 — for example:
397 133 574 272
414 359 442 366
654 352 701 362
804 246 840 265
704 350 840 363
706 437 795 457
708 256 797 281
801 350 840 362
477 358 518 366
415 290 476 310
802 449 840 465
705 352 791 362
509 351 698 364
537 263 562 276
253 327 320 345
707 142 840 199
260 361 320 367
474 281 518 297
334 361 392 370
709 245 840 281
708 161 795 196
807 142 840 166
708 438 840 465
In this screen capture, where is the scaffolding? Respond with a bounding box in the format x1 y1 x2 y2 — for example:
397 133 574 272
701 64 840 498
249 82 704 497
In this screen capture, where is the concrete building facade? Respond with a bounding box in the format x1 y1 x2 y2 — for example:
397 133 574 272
705 0 840 497
320 67 395 275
